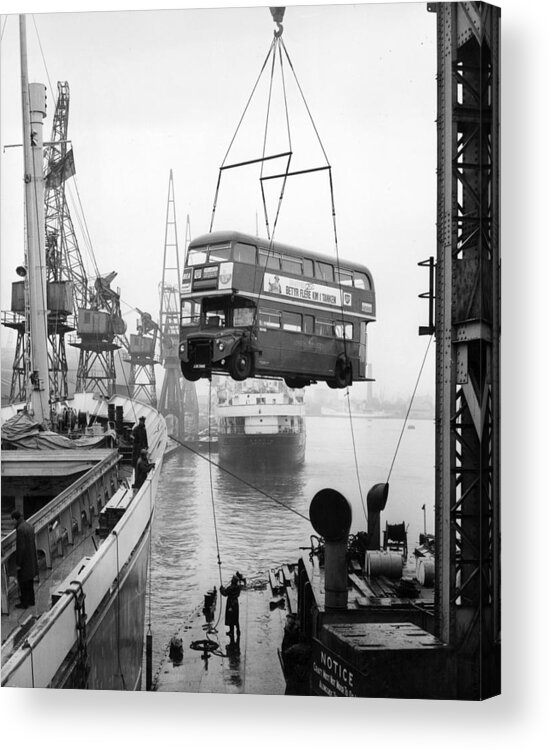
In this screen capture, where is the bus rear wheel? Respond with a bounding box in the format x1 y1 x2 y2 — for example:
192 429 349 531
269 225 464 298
229 350 253 381
334 358 352 389
181 362 201 382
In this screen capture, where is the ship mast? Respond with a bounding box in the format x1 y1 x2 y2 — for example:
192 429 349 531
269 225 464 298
19 15 50 424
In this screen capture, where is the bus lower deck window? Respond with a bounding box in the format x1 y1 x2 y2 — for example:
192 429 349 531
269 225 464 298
334 322 353 339
259 308 281 328
181 301 200 326
233 307 255 326
303 314 314 334
316 319 333 337
282 311 302 332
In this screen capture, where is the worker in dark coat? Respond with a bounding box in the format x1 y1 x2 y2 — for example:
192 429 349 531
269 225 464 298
11 510 38 609
131 416 148 467
134 448 155 490
220 572 245 641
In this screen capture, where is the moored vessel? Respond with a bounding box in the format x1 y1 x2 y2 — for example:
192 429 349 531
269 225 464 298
216 378 306 468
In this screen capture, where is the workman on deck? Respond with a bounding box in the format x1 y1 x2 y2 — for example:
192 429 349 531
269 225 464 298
131 416 148 467
11 510 39 609
134 448 155 490
220 572 245 642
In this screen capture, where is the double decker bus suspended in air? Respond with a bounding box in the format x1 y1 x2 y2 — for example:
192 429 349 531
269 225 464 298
179 230 376 389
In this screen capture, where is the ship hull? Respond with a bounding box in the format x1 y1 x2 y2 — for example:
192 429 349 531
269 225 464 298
55 523 150 690
218 430 306 467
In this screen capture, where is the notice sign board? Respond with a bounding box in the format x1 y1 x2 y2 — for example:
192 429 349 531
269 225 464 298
311 639 364 697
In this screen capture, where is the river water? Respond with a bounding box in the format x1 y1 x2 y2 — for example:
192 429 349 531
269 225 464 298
146 415 434 680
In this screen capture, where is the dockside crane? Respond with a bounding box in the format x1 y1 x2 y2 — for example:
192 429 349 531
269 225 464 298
123 308 159 406
71 271 127 398
3 81 85 405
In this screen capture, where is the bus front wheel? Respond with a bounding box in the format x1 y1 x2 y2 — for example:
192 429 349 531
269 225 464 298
181 361 201 382
229 350 253 381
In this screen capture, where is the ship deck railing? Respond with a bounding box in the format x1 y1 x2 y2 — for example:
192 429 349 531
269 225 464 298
1 449 120 615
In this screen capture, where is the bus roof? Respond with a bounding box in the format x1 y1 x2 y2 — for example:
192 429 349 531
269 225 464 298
188 230 374 278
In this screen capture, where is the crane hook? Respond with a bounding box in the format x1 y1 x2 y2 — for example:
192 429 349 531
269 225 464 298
270 6 285 38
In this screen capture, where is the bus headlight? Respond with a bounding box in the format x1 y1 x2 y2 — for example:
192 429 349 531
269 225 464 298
217 341 225 352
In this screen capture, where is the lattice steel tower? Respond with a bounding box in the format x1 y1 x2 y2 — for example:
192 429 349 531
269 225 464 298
157 171 198 439
429 1 500 699
3 81 86 405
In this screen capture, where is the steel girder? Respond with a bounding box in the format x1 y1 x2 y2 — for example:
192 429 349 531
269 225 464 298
129 362 158 407
75 349 117 398
433 2 500 699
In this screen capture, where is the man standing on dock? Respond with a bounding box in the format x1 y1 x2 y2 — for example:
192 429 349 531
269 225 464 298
220 572 245 642
11 510 38 609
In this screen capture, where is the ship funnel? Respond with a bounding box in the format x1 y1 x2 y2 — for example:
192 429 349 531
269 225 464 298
310 489 352 610
366 482 389 550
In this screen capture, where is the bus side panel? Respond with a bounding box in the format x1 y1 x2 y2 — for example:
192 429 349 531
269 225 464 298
300 334 339 379
238 264 257 293
279 330 305 377
256 328 283 372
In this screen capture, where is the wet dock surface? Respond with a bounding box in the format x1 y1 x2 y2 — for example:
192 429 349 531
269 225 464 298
154 581 286 695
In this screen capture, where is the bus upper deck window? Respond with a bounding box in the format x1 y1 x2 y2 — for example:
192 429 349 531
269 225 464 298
259 250 281 270
354 272 371 290
282 256 302 275
303 259 314 277
336 269 353 286
316 261 334 282
187 248 208 266
234 243 257 264
208 244 231 262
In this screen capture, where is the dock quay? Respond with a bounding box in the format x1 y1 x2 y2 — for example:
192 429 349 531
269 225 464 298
154 578 287 695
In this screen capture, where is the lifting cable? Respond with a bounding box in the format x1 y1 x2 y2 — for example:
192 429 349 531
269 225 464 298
207 379 224 589
206 10 358 517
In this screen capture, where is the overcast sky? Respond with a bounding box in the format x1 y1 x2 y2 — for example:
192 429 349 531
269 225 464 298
1 2 436 401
